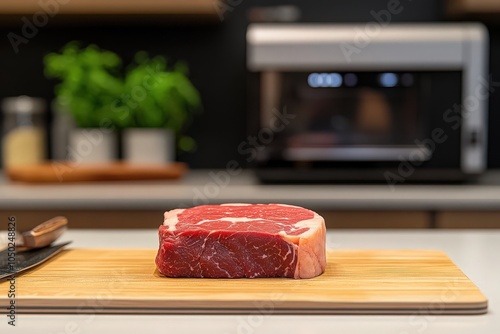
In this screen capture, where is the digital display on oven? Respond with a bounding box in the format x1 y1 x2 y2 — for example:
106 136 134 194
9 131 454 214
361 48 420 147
307 72 415 89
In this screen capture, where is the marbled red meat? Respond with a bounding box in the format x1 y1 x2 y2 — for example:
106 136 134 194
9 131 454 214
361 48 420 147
155 203 326 279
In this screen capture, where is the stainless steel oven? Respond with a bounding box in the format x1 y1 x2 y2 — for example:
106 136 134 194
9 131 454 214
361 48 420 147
247 23 488 183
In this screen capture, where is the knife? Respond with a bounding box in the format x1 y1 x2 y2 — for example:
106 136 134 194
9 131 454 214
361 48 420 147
0 216 68 253
0 216 70 280
0 241 71 280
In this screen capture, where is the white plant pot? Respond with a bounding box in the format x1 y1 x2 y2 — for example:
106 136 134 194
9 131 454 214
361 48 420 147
123 128 175 164
68 128 117 163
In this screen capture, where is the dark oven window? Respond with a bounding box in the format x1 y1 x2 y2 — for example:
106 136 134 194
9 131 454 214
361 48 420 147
259 71 462 164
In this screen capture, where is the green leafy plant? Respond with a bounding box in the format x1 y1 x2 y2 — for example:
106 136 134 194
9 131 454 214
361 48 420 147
44 43 202 151
44 42 124 128
122 52 201 131
119 52 202 151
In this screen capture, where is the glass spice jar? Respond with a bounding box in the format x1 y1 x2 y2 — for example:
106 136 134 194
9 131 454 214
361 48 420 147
2 96 47 168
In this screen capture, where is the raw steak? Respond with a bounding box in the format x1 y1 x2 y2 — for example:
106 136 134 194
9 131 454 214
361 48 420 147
155 203 326 279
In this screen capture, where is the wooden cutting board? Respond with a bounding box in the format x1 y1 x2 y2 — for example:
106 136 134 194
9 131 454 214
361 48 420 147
0 249 487 315
5 162 187 183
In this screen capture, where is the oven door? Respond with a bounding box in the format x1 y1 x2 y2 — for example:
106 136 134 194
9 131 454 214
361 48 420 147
251 70 466 182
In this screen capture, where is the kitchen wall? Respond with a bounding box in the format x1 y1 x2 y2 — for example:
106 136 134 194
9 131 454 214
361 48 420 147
1 0 499 169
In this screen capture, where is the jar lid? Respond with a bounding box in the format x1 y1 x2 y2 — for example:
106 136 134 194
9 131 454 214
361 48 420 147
2 96 46 114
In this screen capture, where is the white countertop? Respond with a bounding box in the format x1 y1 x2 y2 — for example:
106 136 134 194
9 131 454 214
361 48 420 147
1 229 498 333
3 170 500 210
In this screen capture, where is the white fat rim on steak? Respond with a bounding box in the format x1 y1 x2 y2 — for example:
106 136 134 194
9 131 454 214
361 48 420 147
162 203 322 240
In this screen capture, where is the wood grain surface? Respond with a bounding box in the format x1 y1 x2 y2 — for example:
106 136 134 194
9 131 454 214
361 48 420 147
5 162 187 183
0 249 487 315
0 0 217 15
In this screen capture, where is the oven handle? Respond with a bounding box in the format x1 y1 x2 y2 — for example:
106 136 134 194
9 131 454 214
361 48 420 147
283 146 432 161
